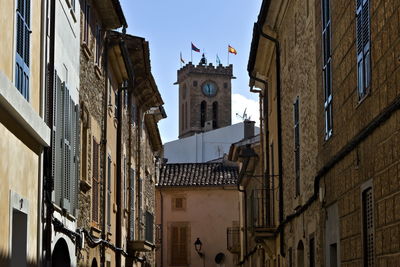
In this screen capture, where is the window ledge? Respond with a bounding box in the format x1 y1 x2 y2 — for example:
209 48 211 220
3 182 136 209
0 71 50 147
94 65 102 79
82 43 92 60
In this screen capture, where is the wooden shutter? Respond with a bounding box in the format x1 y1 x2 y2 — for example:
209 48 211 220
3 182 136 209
62 85 71 211
363 187 374 266
15 0 30 99
171 225 188 265
92 139 99 223
54 74 63 206
129 168 135 240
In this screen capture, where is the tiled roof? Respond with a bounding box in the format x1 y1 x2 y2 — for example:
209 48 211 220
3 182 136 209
158 163 239 187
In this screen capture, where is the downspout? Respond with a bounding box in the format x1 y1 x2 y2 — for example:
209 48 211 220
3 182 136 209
116 82 123 267
252 22 285 257
44 0 56 264
101 31 110 267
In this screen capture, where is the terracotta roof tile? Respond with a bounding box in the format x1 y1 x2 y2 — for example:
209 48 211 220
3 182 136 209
158 163 239 187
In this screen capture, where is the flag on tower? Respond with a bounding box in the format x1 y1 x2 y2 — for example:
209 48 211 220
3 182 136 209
216 54 221 65
228 45 237 55
191 42 200 52
180 52 185 64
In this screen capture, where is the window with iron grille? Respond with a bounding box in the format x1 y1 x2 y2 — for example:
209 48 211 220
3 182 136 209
15 0 31 100
356 0 371 99
145 211 154 243
200 101 206 128
322 0 333 139
294 97 300 196
309 236 315 267
92 138 99 223
362 187 374 267
212 101 218 129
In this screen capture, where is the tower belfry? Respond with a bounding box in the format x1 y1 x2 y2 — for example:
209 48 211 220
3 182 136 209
175 62 234 139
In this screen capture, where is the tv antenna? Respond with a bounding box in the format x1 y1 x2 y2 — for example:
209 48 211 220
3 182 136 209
236 108 250 121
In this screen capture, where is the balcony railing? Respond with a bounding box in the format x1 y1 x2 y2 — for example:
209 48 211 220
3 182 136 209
249 189 275 231
227 227 240 254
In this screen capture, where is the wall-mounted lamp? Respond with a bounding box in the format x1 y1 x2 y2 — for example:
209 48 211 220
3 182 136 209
194 237 204 258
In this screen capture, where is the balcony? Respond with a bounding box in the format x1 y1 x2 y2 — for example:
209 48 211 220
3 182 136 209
249 189 276 238
128 211 155 252
227 227 240 254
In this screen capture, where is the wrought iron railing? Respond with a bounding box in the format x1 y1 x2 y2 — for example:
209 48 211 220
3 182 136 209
227 227 240 254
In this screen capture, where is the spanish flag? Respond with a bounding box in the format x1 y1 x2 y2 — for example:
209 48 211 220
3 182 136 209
228 45 237 55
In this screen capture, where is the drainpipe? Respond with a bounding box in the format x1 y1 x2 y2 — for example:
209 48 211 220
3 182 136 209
101 31 110 267
253 22 285 257
116 82 123 267
43 0 56 265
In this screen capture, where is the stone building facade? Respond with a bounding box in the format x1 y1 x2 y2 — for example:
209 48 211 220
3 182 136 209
176 62 234 138
245 0 400 266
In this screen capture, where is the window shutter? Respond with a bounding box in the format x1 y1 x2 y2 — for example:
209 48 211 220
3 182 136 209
92 139 99 223
107 156 112 231
123 157 126 210
129 168 135 240
179 227 187 264
363 187 374 266
356 0 371 97
61 86 72 211
294 98 300 196
54 74 63 206
15 0 30 100
70 101 78 214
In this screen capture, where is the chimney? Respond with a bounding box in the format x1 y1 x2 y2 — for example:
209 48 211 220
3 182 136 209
244 120 255 139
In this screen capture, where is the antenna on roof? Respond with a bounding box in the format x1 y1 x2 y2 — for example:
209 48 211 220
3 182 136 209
236 108 250 121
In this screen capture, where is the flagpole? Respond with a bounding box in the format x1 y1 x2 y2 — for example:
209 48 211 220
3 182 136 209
180 52 182 68
191 44 193 63
227 49 230 65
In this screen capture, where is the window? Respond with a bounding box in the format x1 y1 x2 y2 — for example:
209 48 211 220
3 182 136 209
294 97 300 196
212 101 218 129
309 236 315 267
92 138 99 223
145 211 154 243
138 177 143 239
362 187 374 266
124 89 128 109
224 82 228 88
129 168 135 241
181 103 185 131
95 24 101 65
170 224 189 265
83 1 90 44
114 90 118 117
123 156 127 210
297 240 304 267
330 243 338 267
107 155 112 232
172 197 186 211
52 74 78 214
288 247 293 267
200 101 206 128
322 0 333 139
193 80 197 87
131 101 137 125
356 0 371 99
15 0 31 100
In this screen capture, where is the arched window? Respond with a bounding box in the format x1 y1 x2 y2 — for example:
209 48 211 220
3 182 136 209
212 101 218 129
200 101 207 128
297 240 304 267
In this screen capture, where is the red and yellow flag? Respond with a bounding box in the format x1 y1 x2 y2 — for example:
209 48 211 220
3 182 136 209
228 45 237 55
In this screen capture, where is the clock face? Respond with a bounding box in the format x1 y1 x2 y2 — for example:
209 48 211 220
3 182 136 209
201 81 218 97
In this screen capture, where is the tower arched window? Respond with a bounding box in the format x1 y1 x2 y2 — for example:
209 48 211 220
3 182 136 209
212 101 218 129
200 101 206 128
297 240 304 267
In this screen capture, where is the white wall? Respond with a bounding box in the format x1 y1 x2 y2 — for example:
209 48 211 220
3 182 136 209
164 122 259 163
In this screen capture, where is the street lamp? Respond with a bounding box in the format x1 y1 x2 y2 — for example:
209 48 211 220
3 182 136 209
194 237 204 258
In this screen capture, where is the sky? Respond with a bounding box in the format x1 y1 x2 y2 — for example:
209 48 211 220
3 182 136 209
120 0 263 143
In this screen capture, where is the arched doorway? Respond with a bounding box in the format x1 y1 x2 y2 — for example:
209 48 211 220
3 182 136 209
91 258 98 267
297 240 304 267
52 238 70 267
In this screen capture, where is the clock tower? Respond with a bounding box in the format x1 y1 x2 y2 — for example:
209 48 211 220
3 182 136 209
176 59 234 139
